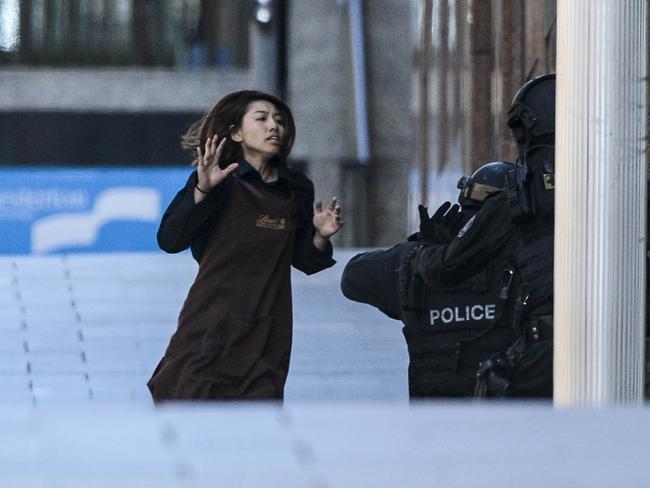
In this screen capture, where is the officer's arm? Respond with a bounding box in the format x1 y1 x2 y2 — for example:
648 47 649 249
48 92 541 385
412 192 513 285
408 243 448 287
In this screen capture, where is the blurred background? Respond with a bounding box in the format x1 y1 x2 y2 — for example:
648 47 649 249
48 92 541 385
0 0 563 254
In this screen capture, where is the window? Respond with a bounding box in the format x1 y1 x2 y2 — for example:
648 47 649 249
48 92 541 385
0 0 249 68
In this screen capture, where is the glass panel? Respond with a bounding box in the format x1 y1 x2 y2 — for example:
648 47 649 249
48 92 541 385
0 0 249 68
0 0 20 52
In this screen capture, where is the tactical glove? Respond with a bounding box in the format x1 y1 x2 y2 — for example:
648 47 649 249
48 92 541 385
418 201 462 244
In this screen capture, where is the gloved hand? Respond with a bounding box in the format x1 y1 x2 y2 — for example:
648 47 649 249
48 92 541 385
417 201 463 244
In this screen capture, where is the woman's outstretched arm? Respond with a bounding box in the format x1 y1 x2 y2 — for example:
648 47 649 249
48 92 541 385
291 170 339 275
156 171 231 254
157 136 238 255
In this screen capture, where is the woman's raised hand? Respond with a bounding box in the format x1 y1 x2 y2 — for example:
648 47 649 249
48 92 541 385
313 197 343 240
196 136 239 193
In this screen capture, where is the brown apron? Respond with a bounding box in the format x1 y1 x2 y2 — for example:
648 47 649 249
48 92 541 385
148 175 298 400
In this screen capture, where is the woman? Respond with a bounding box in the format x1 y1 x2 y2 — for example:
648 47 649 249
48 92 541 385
147 90 343 401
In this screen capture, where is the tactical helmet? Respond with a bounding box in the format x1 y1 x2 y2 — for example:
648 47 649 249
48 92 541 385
457 161 514 208
507 74 556 151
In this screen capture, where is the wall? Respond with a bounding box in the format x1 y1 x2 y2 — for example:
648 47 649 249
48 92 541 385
288 0 413 245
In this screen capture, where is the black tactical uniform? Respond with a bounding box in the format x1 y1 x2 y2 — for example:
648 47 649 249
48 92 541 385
342 162 518 398
400 191 520 397
475 74 556 398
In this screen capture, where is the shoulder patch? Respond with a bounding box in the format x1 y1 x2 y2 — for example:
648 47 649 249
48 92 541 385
457 215 476 238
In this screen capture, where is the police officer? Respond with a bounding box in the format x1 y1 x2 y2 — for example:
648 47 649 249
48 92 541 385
475 74 556 398
341 161 519 398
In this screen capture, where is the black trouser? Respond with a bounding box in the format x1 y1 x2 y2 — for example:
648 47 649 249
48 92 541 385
340 242 418 321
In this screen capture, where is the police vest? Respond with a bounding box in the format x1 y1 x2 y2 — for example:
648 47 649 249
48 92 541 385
514 219 554 316
525 145 555 220
507 144 555 222
512 144 555 336
399 245 519 398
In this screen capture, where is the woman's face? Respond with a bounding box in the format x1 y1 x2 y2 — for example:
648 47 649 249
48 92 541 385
231 100 286 164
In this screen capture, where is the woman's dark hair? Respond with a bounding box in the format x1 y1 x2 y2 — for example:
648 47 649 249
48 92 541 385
182 90 296 168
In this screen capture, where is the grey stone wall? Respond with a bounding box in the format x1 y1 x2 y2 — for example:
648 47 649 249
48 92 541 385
288 1 353 226
289 0 413 246
364 0 413 245
287 1 354 247
0 68 249 113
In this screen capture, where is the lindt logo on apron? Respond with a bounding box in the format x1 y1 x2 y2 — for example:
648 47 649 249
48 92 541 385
256 214 287 230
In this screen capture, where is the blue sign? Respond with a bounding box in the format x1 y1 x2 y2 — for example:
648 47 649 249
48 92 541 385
0 167 191 254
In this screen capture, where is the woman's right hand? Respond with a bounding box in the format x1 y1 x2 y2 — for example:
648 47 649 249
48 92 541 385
195 136 239 201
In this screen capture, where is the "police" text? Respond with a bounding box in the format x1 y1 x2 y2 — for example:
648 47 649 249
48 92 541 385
430 304 496 326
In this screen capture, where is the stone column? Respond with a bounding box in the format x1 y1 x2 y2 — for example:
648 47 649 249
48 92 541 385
554 0 647 405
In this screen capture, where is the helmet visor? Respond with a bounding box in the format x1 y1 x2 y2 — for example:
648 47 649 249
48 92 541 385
467 183 501 203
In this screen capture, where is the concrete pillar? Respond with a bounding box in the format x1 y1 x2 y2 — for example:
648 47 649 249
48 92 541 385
365 0 413 245
466 0 495 166
435 0 450 172
250 0 280 95
287 1 351 244
451 0 465 169
417 0 433 204
554 0 647 405
493 0 525 164
523 1 547 76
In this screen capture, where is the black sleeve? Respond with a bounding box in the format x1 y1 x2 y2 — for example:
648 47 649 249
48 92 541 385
408 243 448 287
156 171 231 255
410 192 513 286
290 170 336 275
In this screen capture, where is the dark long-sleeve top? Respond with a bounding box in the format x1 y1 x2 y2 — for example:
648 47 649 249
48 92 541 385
157 159 336 275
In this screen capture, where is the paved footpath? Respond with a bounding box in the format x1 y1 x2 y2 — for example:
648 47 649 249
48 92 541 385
0 250 407 404
0 250 648 487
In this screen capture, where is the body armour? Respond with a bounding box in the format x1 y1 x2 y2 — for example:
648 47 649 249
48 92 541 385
476 219 554 399
476 147 555 398
508 145 555 222
510 144 554 397
399 193 519 397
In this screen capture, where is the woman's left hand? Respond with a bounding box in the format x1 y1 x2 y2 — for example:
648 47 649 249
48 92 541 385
313 197 343 239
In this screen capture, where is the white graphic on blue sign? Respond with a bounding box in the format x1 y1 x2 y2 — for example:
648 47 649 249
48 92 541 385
32 187 160 254
0 168 190 254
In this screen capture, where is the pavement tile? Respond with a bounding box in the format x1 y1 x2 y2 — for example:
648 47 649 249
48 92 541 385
87 371 151 388
0 374 30 399
12 257 66 278
27 352 85 375
30 373 89 399
0 330 25 352
0 356 28 375
76 302 180 325
19 284 71 306
285 372 408 401
0 305 24 324
84 352 148 374
69 281 126 301
0 284 17 304
23 306 78 327
0 323 24 334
